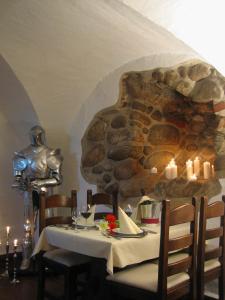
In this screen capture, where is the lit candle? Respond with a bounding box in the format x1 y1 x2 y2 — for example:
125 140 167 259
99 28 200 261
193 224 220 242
186 159 193 180
190 174 197 181
165 165 171 179
150 167 158 174
203 161 211 179
6 226 10 238
193 157 200 177
170 159 177 179
211 165 215 178
13 239 18 247
165 159 177 179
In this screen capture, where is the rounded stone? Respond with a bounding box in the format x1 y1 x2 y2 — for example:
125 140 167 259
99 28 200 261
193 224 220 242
82 144 105 167
148 125 180 145
92 165 104 174
87 120 106 141
143 146 153 156
105 182 119 194
132 101 146 112
176 80 193 96
152 69 164 82
164 70 179 87
107 129 130 145
111 115 127 128
151 110 162 121
114 159 140 180
178 66 188 78
103 174 111 183
192 78 224 102
188 63 211 81
130 111 151 126
107 145 143 161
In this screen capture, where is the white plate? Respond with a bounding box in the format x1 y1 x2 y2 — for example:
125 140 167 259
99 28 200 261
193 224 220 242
110 228 147 238
75 223 96 229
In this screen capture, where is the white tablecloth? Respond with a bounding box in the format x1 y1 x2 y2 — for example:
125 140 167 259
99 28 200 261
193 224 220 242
33 224 189 275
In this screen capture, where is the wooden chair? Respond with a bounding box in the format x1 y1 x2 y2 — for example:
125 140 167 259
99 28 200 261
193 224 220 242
197 196 225 300
87 189 118 219
106 198 198 300
37 190 91 300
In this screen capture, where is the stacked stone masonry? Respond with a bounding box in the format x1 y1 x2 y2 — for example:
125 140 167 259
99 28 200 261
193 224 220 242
81 60 225 202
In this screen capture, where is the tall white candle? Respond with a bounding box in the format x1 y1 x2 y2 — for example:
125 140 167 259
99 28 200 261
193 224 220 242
186 159 193 180
165 159 177 179
170 159 177 179
193 156 200 177
211 165 215 177
203 161 211 179
150 167 158 174
165 165 171 179
6 226 10 238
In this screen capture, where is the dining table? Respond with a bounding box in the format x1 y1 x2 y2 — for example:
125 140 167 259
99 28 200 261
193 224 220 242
33 223 189 275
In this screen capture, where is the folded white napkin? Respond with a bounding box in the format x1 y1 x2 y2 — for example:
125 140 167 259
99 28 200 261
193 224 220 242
118 207 142 234
78 205 96 226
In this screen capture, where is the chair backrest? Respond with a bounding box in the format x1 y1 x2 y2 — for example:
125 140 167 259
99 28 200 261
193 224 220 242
39 190 77 234
158 198 198 300
87 190 118 219
197 196 225 298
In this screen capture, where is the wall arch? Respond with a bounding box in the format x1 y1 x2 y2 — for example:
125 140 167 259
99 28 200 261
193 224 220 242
0 55 39 247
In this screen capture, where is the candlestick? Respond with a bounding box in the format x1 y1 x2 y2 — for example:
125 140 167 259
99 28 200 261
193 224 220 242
186 159 193 180
0 237 10 278
10 242 20 284
203 161 211 179
193 157 200 177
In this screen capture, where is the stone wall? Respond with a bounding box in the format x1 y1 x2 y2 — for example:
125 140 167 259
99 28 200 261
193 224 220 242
81 60 225 203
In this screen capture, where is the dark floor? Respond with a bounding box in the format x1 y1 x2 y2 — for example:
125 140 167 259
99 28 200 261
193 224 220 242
0 256 218 300
0 273 66 300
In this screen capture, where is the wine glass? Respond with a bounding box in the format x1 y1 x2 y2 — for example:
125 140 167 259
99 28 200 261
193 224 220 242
71 208 80 232
81 204 91 230
125 204 133 217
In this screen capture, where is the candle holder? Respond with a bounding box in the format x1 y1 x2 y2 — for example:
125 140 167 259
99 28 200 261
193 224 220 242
20 219 33 270
0 240 10 278
11 244 20 284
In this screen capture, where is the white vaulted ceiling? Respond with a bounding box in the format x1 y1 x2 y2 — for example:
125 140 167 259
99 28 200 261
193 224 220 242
0 0 224 242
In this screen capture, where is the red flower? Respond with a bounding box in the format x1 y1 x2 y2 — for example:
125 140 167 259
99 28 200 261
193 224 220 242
108 222 117 230
106 214 116 223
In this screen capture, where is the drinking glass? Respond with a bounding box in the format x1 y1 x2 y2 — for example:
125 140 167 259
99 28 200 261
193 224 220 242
81 205 91 230
71 208 80 232
125 204 133 217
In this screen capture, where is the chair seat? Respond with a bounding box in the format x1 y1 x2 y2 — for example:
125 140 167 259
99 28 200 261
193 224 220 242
107 262 190 292
43 249 90 267
205 259 221 272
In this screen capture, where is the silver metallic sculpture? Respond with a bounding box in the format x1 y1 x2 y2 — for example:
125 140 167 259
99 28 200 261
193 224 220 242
12 125 63 270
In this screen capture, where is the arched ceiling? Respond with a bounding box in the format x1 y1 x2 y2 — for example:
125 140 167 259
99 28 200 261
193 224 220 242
120 0 225 75
0 0 198 135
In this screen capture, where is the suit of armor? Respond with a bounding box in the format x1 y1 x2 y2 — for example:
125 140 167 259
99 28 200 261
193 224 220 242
12 126 63 270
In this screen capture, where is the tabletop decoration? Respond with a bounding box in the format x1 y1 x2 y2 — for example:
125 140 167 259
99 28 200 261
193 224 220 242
98 214 118 234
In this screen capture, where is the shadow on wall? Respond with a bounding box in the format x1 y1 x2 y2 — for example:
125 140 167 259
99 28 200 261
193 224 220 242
0 55 39 246
70 52 201 201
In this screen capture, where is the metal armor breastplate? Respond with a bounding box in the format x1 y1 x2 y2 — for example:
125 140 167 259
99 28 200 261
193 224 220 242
22 146 50 179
